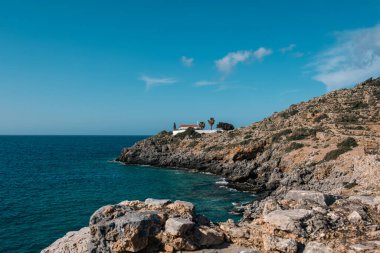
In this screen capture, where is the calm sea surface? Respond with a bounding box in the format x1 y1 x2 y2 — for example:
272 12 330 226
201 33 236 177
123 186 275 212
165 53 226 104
0 136 253 252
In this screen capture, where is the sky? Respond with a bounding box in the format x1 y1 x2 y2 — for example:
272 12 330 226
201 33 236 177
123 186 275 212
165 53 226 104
0 0 380 135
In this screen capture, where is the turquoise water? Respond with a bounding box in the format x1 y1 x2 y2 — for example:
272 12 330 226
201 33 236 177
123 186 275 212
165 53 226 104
0 136 253 252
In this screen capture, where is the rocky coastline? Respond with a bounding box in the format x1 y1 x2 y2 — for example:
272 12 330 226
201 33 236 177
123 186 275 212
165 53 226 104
42 192 380 252
43 78 380 252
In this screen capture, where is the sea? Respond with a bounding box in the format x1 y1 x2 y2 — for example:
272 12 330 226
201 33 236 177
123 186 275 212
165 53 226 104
0 136 253 252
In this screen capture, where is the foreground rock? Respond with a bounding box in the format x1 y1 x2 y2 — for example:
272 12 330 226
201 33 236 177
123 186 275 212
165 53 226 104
43 191 380 252
43 199 227 253
41 227 90 253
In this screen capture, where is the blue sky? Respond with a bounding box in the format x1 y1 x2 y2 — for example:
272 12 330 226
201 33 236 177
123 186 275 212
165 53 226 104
1 0 380 135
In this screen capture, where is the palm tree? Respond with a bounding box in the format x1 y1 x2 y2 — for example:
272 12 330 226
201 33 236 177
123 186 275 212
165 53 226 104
208 117 215 130
198 121 206 129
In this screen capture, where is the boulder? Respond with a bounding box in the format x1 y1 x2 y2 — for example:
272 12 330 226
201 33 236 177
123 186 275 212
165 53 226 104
167 200 195 218
145 198 171 207
41 227 90 253
348 195 380 207
262 235 298 253
262 199 281 215
194 226 225 247
89 207 162 253
350 244 374 251
348 211 362 224
303 241 333 253
170 237 197 251
285 190 332 206
367 241 380 247
165 218 194 236
264 209 312 231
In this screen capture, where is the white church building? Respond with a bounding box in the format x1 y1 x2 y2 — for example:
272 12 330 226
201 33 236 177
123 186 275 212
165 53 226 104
172 124 219 136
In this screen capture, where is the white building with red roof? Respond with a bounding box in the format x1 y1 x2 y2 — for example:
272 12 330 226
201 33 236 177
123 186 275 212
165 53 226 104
178 124 201 130
172 123 219 136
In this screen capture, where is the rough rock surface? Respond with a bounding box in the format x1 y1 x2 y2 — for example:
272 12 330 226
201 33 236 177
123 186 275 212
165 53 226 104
41 227 90 253
303 241 332 253
42 199 229 253
43 191 380 252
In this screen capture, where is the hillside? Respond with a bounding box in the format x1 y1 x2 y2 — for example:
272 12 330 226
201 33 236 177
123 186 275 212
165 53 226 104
118 77 380 197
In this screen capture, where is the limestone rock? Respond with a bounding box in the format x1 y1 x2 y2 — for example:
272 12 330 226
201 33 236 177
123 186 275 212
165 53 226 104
348 195 380 207
262 235 298 253
263 209 312 231
350 244 374 251
165 218 194 236
89 209 161 252
285 190 332 206
194 226 225 247
145 198 171 207
348 211 362 224
262 199 280 215
167 200 195 218
304 241 333 253
170 237 198 251
41 227 90 253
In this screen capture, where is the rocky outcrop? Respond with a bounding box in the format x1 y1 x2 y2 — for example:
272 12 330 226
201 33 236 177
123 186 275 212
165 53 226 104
42 199 229 253
220 190 380 252
43 191 380 253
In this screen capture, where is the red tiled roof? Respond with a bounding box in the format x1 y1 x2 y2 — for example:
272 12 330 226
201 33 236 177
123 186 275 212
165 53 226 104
179 124 199 127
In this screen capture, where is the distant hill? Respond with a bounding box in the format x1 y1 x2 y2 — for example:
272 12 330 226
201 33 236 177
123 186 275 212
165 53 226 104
118 77 380 196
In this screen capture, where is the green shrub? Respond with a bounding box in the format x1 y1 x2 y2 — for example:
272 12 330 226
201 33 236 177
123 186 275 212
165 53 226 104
271 129 292 142
324 148 349 161
216 122 235 131
337 137 358 149
323 137 358 161
187 141 198 148
373 90 380 100
244 134 252 139
279 109 299 119
285 142 304 152
176 127 201 139
287 127 316 141
351 101 368 109
338 114 358 123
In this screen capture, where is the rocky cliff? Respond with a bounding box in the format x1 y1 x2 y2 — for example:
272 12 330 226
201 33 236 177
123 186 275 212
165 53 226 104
118 77 380 196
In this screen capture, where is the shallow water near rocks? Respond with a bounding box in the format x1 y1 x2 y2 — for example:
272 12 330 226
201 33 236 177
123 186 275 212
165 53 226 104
0 136 253 252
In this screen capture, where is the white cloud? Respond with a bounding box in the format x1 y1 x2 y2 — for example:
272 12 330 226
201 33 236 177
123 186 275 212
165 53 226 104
312 24 380 89
139 75 177 90
215 47 272 74
280 44 296 53
181 56 193 67
254 47 273 59
194 80 219 87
